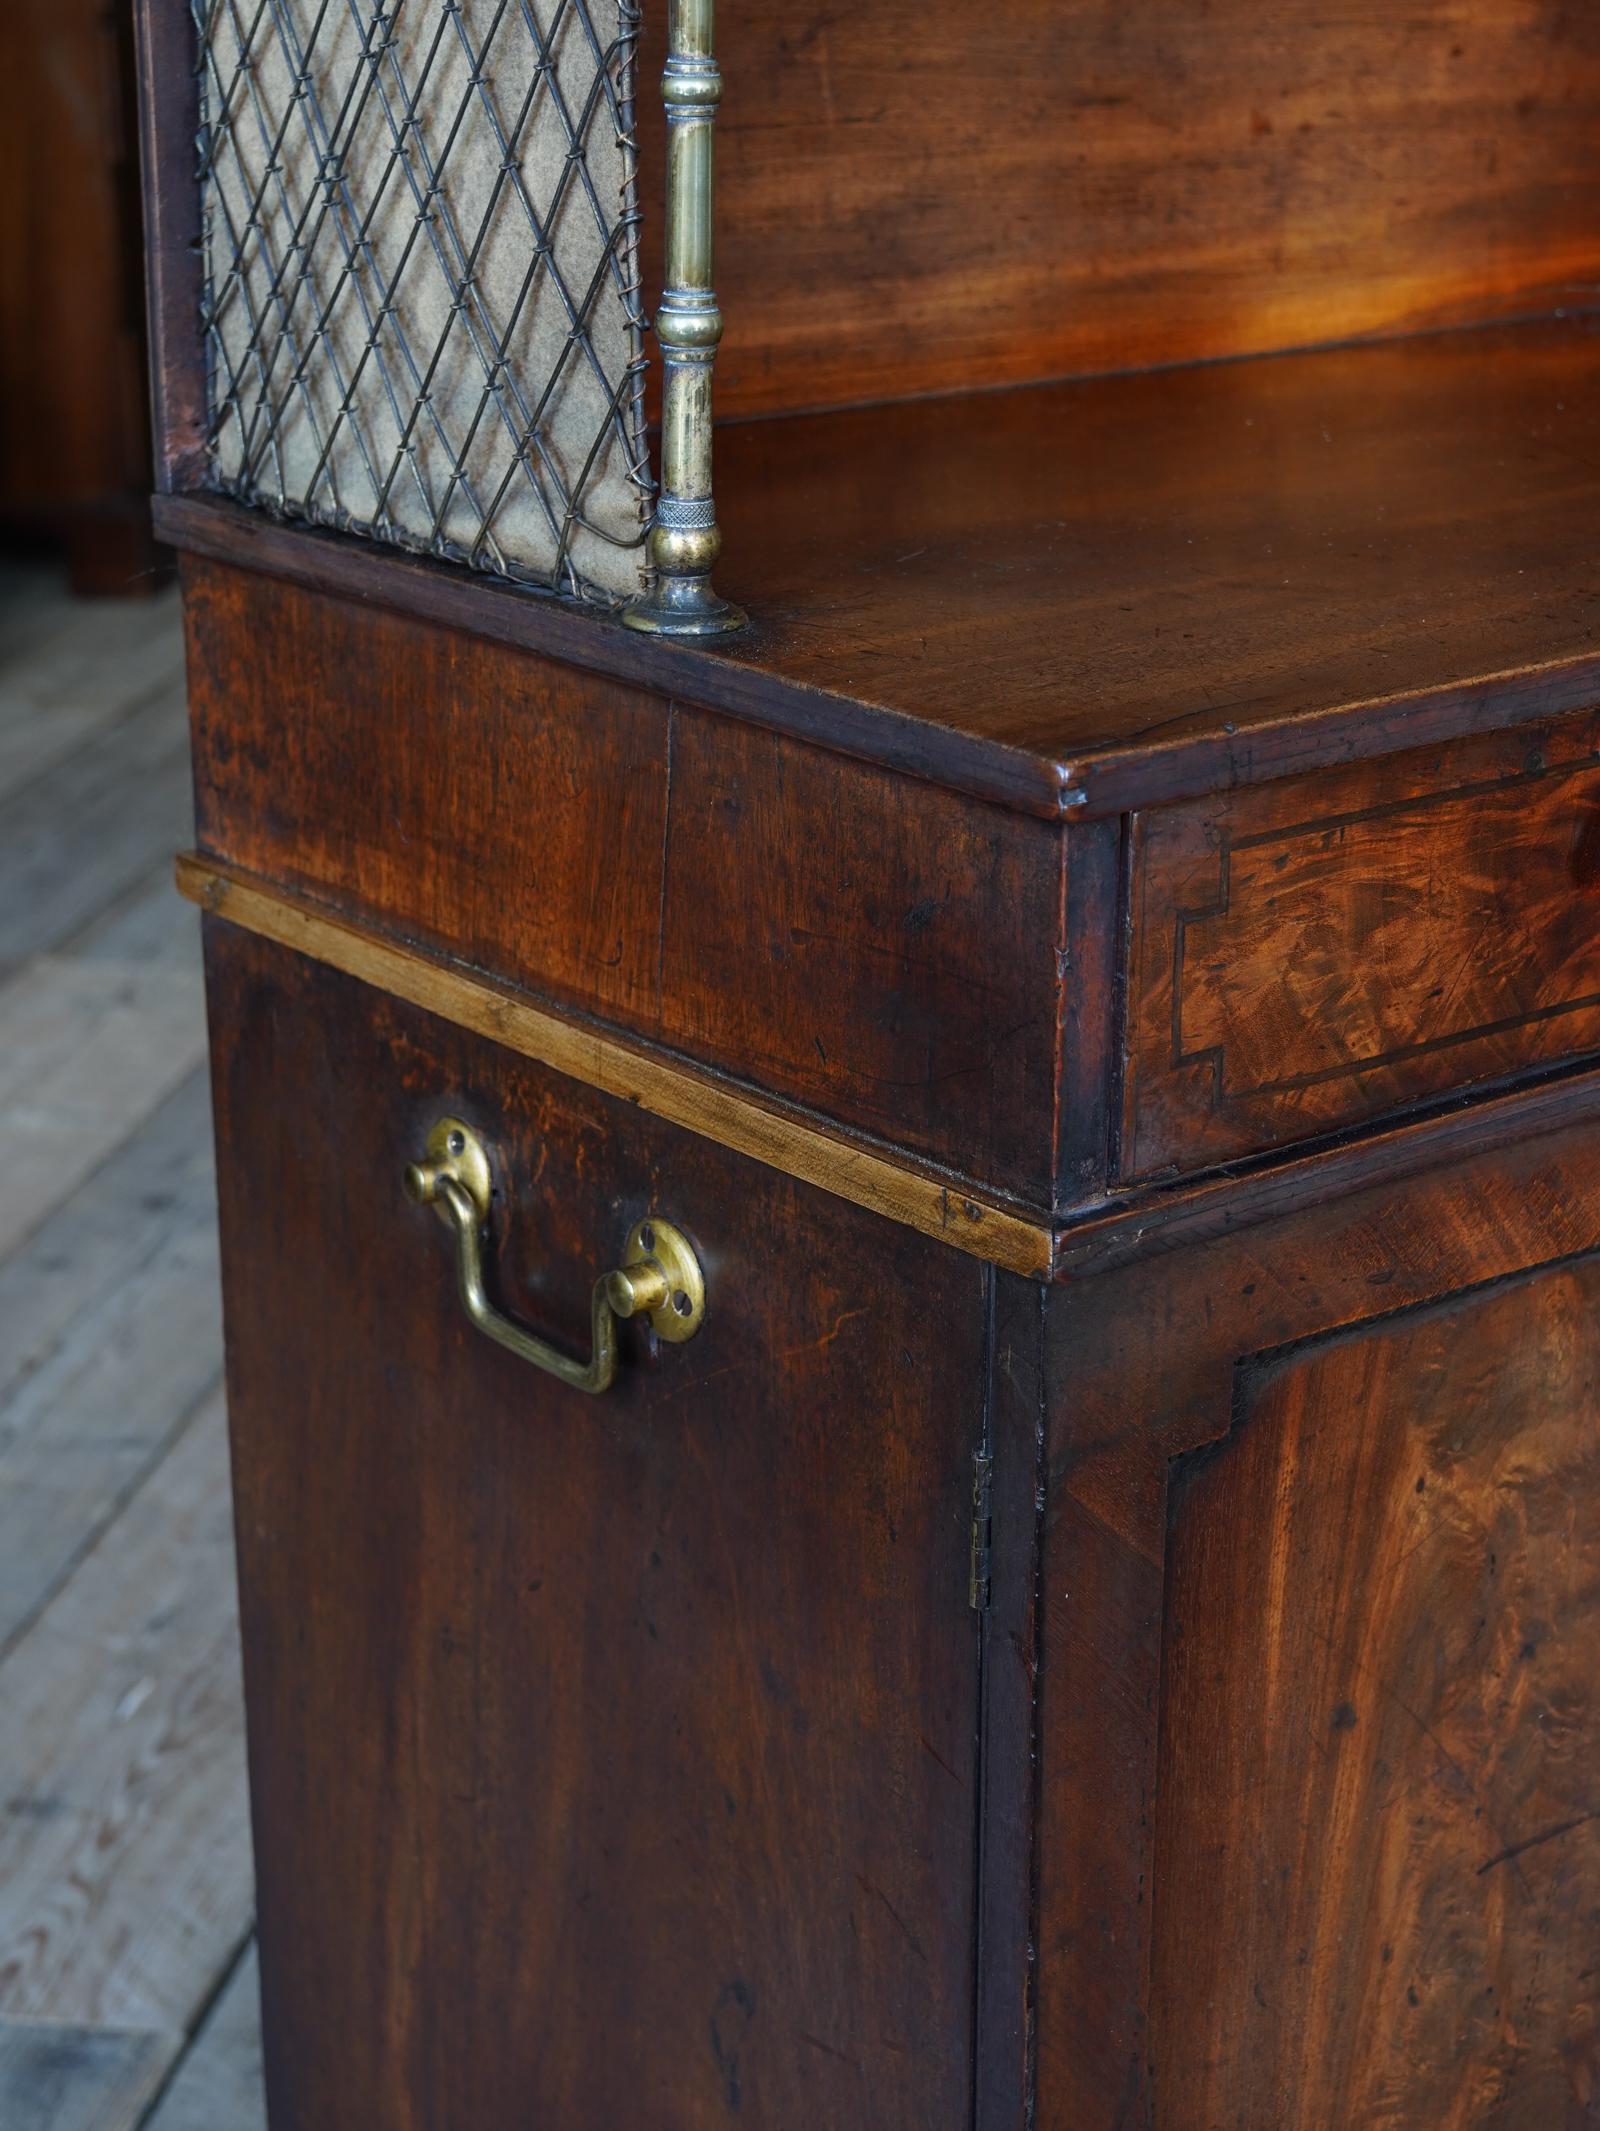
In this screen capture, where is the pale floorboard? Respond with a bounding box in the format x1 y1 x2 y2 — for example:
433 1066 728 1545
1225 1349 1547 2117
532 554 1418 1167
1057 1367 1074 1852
0 1072 215 1424
0 1391 250 2035
0 568 267 2130
0 954 209 1263
0 677 193 975
141 1947 267 2131
0 596 185 808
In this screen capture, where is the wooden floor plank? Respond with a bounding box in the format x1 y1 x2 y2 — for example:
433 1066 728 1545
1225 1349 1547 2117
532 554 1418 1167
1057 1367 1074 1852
141 1945 265 2131
0 1212 222 1654
0 1070 214 1418
0 684 192 975
0 955 208 1262
0 1390 252 2037
0 571 80 669
0 569 265 2131
0 594 184 807
0 2020 169 2131
70 866 200 972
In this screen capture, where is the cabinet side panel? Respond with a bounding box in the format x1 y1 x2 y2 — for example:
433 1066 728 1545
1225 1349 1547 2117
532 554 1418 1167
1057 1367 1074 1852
185 557 1064 1201
1156 1267 1600 2128
205 923 984 2131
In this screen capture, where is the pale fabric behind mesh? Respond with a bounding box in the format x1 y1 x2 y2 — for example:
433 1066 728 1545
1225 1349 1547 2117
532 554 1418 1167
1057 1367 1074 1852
196 0 650 605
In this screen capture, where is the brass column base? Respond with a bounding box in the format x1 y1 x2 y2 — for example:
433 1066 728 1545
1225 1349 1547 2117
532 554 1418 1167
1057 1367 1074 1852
621 574 748 638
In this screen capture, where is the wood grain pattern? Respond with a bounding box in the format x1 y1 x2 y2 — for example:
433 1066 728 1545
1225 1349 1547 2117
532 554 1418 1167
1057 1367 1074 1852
0 572 258 2131
0 1387 250 2035
0 585 183 804
1154 1264 1600 2130
639 0 1600 417
208 924 984 2131
0 1196 219 1651
181 558 1066 1204
141 0 1600 428
0 675 191 976
159 314 1600 818
1036 1113 1600 2131
178 854 1055 1273
1123 710 1600 1177
974 1273 1047 2131
0 950 208 1262
654 713 1060 1201
0 1073 212 1420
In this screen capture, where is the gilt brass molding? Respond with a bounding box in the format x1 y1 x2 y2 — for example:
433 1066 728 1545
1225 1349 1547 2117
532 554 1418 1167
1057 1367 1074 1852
178 855 1054 1278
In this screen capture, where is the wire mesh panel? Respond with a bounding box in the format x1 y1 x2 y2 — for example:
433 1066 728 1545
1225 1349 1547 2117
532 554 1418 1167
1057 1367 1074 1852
195 0 650 604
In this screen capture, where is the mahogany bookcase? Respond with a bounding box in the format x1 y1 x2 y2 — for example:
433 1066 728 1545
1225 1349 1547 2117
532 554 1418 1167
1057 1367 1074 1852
136 3 1600 2125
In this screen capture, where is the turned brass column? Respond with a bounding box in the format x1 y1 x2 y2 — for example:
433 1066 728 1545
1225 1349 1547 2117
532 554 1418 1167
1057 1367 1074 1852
623 0 745 635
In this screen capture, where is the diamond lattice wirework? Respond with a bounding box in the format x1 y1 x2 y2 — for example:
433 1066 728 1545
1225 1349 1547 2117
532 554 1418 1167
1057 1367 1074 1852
194 0 651 605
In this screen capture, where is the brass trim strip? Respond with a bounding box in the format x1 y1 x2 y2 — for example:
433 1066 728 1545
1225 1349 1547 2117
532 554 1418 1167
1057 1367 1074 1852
178 854 1054 1278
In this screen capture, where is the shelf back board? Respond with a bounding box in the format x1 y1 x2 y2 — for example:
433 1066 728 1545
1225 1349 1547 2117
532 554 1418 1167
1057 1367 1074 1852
637 0 1600 417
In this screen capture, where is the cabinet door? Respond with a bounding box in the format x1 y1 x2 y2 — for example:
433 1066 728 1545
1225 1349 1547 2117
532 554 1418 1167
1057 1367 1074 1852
1037 1118 1600 2131
203 923 986 2131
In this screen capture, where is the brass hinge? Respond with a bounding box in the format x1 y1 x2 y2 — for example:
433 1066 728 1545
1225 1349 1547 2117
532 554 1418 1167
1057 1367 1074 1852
968 1450 994 1612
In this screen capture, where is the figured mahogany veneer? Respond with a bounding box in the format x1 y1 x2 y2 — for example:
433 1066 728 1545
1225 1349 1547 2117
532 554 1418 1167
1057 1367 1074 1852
1124 709 1600 1176
1037 1111 1600 2131
182 545 1600 1207
1155 1263 1600 2127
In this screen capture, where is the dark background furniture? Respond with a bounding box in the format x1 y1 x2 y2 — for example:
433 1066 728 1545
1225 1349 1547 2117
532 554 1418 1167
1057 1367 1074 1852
1 0 161 593
138 2 1600 2124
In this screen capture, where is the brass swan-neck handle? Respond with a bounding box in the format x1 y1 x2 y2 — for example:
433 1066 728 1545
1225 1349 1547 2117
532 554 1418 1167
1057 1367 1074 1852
404 1118 705 1395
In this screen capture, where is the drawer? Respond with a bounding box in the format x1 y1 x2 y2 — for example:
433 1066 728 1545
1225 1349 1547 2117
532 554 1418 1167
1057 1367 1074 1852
1120 710 1600 1179
203 920 984 2131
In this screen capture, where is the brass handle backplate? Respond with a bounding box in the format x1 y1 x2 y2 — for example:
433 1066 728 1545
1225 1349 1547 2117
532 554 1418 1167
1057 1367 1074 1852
403 1117 705 1395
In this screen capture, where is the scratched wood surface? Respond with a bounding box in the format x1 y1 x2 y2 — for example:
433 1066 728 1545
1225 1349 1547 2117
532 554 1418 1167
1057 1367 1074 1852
0 565 265 2131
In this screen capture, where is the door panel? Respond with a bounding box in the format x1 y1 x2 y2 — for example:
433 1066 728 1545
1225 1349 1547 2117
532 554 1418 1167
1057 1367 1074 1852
203 923 984 2131
1037 1115 1600 2131
1156 1264 1600 2130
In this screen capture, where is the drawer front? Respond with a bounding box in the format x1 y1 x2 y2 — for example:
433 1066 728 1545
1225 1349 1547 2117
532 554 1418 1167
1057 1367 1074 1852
204 923 984 2131
1121 711 1600 1179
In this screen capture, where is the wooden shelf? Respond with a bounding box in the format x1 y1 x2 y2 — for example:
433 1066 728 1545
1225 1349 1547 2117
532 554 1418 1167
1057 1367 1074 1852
709 313 1600 808
157 314 1600 820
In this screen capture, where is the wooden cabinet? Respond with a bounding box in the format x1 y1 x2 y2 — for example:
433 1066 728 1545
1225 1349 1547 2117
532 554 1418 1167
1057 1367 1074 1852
135 0 1600 2123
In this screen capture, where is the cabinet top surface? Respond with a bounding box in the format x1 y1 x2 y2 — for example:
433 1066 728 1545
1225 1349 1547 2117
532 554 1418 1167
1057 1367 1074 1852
163 314 1600 817
704 314 1600 807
